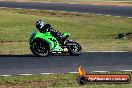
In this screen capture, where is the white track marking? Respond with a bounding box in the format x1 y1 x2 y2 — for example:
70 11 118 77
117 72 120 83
97 14 102 16
67 72 79 74
105 15 111 16
92 71 109 73
120 70 132 72
40 73 54 75
127 17 132 19
115 16 121 18
18 74 33 76
0 75 11 77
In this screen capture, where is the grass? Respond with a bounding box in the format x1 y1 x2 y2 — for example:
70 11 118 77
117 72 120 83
0 8 132 54
0 72 132 88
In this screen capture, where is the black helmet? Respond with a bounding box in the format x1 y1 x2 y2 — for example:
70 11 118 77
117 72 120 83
36 20 45 30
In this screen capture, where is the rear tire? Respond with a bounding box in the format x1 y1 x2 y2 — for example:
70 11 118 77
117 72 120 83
67 42 82 56
30 39 49 57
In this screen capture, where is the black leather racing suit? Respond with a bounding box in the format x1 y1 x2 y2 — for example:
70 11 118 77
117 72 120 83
39 24 63 41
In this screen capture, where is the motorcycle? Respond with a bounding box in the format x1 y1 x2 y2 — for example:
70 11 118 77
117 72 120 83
29 28 82 57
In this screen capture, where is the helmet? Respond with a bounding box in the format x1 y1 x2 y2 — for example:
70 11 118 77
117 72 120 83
36 20 45 30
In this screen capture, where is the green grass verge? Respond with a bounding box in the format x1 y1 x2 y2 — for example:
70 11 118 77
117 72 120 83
0 72 132 88
0 8 132 54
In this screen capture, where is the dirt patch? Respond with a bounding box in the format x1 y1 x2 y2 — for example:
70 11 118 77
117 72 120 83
116 32 132 40
0 8 83 18
0 81 48 88
76 1 132 6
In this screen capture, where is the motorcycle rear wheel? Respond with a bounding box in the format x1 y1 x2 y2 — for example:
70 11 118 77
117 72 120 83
67 42 82 56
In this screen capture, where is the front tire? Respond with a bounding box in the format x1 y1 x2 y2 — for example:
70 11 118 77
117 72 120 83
67 42 82 56
30 39 49 57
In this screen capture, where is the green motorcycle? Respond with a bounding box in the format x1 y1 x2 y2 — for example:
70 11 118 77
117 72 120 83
29 29 82 57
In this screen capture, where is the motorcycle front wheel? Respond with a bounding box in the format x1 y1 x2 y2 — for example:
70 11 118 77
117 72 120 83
30 39 49 57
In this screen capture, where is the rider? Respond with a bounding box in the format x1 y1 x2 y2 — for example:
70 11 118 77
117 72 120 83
36 20 65 43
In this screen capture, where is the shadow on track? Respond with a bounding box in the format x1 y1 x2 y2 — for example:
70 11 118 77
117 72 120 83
0 54 34 57
0 53 72 57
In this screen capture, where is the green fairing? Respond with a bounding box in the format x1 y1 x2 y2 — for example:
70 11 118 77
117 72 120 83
30 32 63 52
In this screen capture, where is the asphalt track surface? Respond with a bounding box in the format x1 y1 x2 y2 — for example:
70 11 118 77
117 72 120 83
0 52 132 75
0 1 132 16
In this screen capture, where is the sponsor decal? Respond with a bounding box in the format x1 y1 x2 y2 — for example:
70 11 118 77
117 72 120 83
77 66 131 85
